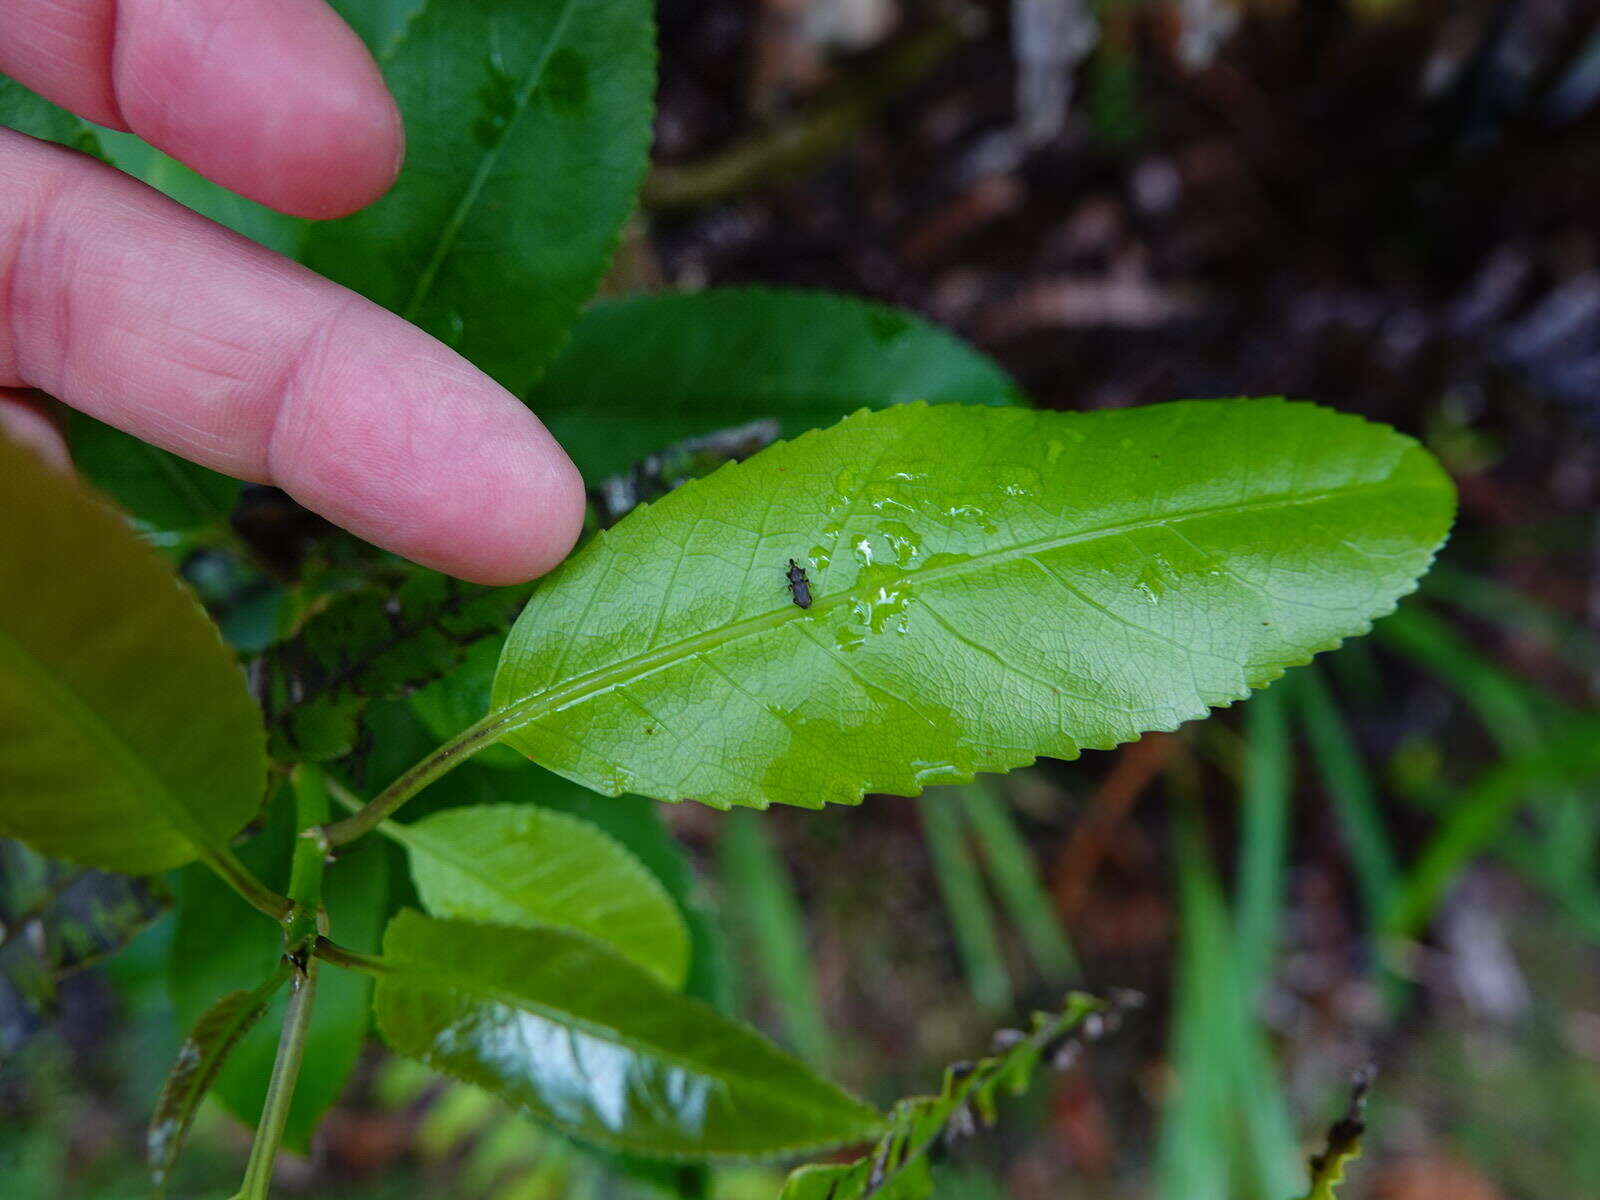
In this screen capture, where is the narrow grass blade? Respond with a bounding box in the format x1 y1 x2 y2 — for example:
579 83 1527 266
1385 725 1600 940
717 811 835 1068
921 791 1011 1015
1160 767 1302 1200
1233 686 1292 1001
963 783 1079 984
1294 667 1402 930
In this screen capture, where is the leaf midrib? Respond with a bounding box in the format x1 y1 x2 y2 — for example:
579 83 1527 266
492 475 1427 742
0 625 208 854
400 0 582 322
392 961 878 1140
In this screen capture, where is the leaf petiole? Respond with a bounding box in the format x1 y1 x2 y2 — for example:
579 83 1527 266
311 936 392 977
314 710 509 847
201 845 293 924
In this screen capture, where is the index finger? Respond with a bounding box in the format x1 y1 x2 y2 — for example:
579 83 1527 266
0 0 403 218
1 131 585 585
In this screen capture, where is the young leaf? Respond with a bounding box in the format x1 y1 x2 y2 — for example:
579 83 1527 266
0 435 266 873
529 288 1023 482
303 0 656 392
488 400 1456 811
373 910 883 1159
389 804 690 988
148 969 288 1193
778 993 1112 1200
254 570 530 761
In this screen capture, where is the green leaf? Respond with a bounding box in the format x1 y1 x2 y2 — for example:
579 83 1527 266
778 994 1105 1200
68 411 241 536
325 0 428 58
0 839 170 1059
170 789 387 1150
148 969 287 1193
0 74 104 155
488 400 1455 810
389 804 689 988
530 288 1023 481
0 435 266 873
303 0 656 392
374 910 882 1159
255 570 530 761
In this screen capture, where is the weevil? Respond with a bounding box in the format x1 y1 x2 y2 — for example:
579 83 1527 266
786 559 813 609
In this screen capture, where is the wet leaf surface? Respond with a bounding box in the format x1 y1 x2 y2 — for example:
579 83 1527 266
374 910 882 1158
490 400 1455 810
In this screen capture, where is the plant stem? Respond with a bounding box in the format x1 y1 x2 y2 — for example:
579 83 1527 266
316 711 507 847
312 936 392 977
202 845 293 923
229 765 333 1199
234 957 318 1200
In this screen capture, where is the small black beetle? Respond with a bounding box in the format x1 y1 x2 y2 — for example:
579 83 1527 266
786 559 813 609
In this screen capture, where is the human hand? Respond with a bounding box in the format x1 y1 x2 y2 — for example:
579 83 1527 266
0 0 585 585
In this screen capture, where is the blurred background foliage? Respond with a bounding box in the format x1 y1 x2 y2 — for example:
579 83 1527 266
4 0 1600 1197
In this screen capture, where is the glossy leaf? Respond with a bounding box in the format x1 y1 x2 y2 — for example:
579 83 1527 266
390 804 689 988
0 839 170 1060
68 412 241 536
778 994 1103 1199
488 400 1456 810
529 288 1023 481
0 435 266 873
254 569 530 761
170 789 386 1150
374 910 883 1159
148 969 287 1193
304 0 656 391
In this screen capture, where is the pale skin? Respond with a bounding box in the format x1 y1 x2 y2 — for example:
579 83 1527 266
0 0 586 585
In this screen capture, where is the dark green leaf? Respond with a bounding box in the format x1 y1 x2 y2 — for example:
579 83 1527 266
489 400 1456 810
68 411 240 536
778 994 1105 1200
0 839 170 1060
390 803 689 987
255 569 530 761
304 0 656 391
148 969 287 1193
530 289 1023 482
0 435 266 872
170 790 386 1150
374 910 882 1159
